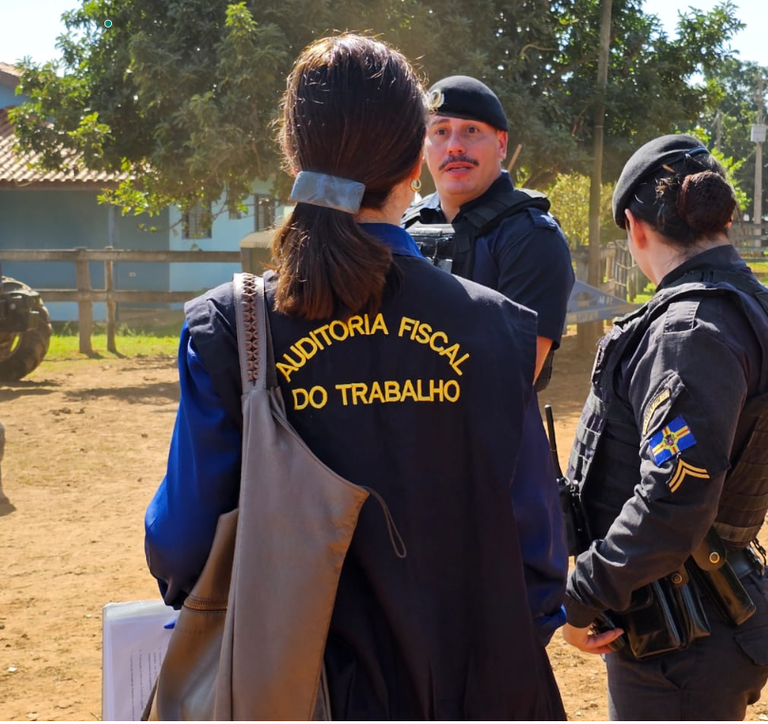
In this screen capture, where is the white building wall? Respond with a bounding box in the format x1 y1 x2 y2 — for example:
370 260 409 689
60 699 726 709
168 179 281 293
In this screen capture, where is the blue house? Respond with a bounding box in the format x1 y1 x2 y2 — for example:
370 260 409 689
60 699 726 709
0 62 281 322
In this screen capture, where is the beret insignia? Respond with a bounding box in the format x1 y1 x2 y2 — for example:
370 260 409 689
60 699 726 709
428 88 444 113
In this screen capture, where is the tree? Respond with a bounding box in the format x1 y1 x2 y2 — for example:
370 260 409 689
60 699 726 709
525 0 744 185
696 58 768 214
10 0 745 216
545 172 616 248
13 1 310 218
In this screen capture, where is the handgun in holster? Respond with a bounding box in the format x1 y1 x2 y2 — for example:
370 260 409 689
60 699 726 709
688 527 757 627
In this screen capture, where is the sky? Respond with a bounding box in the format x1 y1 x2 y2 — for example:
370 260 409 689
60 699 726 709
0 0 766 68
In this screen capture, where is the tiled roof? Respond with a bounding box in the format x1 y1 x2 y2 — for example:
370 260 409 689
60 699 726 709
0 107 122 187
0 63 21 87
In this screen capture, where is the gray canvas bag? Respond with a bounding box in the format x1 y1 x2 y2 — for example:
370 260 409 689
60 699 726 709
148 272 372 720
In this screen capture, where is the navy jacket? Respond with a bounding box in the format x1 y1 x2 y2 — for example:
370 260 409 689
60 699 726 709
566 245 768 626
146 224 566 719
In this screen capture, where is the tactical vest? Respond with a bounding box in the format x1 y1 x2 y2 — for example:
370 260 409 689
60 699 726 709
403 188 550 279
568 269 768 547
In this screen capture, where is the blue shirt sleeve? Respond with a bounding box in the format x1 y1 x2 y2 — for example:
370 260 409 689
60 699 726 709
511 394 568 643
144 322 242 608
491 211 574 347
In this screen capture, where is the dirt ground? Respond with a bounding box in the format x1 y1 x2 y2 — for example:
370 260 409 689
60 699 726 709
1 333 767 721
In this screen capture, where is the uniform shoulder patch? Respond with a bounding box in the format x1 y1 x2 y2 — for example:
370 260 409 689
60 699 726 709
642 387 671 437
527 208 558 231
668 458 710 493
649 415 697 464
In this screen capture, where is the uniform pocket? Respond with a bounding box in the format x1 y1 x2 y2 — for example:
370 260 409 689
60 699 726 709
734 625 768 666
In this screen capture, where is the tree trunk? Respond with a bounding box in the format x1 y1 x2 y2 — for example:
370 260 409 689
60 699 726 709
580 0 613 350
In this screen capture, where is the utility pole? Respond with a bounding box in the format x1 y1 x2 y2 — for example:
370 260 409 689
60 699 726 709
583 0 613 347
752 76 765 228
715 109 723 152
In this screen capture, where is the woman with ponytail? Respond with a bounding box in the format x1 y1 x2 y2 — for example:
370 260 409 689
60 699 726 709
145 34 566 719
562 134 768 720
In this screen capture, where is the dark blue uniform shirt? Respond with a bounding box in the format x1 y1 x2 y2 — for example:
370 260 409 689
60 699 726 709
414 172 574 347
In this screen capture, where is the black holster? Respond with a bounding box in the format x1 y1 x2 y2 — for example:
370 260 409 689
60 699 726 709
689 528 757 627
558 478 590 557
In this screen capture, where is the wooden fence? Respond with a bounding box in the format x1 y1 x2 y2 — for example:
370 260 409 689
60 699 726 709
573 230 768 303
572 242 644 300
732 222 768 249
0 246 268 355
2 227 766 356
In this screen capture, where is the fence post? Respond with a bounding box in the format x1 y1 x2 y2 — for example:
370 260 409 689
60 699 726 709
239 231 273 274
74 247 93 355
105 248 117 354
240 245 255 274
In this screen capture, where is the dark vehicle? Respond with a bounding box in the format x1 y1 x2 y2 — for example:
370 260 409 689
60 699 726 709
0 262 52 382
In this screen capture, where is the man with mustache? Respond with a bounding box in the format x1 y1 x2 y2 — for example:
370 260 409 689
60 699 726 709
404 76 574 389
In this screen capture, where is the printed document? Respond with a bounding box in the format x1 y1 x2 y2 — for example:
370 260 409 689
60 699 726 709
102 600 178 721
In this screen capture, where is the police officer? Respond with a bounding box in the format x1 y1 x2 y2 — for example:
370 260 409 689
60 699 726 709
145 35 566 720
403 75 574 388
561 134 768 720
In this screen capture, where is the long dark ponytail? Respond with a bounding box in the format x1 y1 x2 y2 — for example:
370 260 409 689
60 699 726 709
273 34 426 319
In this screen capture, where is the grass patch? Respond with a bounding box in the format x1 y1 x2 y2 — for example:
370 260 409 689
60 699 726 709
747 261 768 282
629 280 656 306
48 325 180 359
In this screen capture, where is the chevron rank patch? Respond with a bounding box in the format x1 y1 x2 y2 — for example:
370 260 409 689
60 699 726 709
649 415 697 464
668 458 710 493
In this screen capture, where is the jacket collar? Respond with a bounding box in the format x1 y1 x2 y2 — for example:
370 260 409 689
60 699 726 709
658 245 747 290
360 223 424 258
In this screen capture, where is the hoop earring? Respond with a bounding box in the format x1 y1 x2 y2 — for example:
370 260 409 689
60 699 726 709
410 178 422 192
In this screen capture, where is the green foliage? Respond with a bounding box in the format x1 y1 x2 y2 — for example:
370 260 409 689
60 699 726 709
10 0 748 215
696 58 768 217
13 0 298 217
540 0 744 183
545 173 616 248
633 280 656 305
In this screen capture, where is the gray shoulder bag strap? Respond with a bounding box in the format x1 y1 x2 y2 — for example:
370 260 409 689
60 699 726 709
222 272 375 720
148 273 373 720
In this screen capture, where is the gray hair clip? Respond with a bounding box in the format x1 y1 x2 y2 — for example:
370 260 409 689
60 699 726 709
289 171 366 214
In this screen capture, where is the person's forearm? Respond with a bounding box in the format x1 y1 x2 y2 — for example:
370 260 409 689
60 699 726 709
534 336 553 380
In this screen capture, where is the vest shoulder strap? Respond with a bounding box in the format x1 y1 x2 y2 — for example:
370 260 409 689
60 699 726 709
460 187 551 236
404 187 553 279
617 274 768 392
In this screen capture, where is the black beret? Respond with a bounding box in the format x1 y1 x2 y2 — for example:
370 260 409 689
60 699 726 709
427 76 508 132
612 134 710 228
